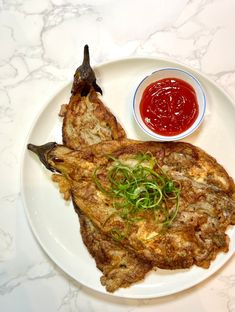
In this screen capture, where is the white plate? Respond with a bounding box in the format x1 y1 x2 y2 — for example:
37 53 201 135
21 57 235 299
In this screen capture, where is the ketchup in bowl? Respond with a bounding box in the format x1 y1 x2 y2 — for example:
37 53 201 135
140 78 199 136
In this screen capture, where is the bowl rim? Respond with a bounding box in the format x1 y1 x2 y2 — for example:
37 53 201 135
132 67 207 141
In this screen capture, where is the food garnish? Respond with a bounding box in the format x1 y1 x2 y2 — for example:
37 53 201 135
93 152 181 232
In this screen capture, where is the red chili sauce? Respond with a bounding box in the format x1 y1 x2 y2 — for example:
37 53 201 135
140 78 199 136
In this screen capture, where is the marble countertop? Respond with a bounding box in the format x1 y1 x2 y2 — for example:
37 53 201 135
1 0 235 311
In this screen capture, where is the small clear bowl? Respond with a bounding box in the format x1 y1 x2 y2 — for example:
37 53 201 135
133 68 206 141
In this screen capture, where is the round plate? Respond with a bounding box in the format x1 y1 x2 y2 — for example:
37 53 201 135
21 57 235 299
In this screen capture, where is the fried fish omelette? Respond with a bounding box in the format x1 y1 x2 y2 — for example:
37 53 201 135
28 139 235 270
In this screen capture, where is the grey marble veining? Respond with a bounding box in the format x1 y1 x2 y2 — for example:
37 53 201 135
0 0 234 311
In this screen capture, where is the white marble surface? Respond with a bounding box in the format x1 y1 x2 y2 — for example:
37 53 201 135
0 0 235 311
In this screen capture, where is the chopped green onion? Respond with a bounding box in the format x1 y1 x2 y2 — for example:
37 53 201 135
110 228 126 241
93 152 181 238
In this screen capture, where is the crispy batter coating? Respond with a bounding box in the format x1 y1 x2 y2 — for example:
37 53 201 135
62 89 126 149
45 139 235 270
78 211 153 292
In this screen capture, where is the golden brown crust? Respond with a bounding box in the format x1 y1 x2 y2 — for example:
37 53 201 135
78 211 153 292
47 139 235 270
51 174 71 200
62 89 126 149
